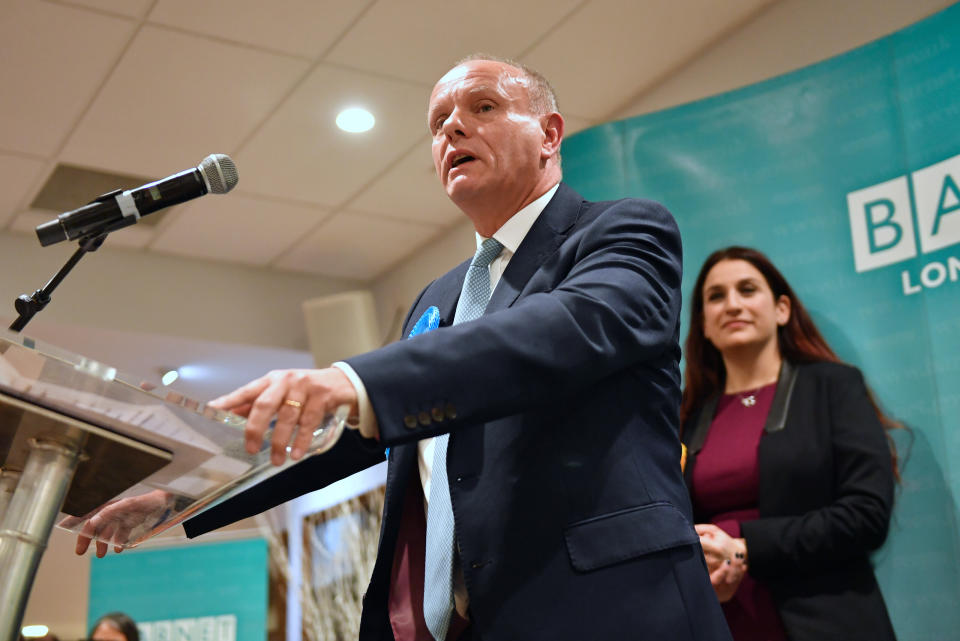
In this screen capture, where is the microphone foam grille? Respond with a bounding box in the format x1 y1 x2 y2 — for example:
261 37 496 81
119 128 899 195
199 154 239 194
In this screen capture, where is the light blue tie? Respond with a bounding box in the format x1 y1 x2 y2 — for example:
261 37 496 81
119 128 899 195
424 237 504 641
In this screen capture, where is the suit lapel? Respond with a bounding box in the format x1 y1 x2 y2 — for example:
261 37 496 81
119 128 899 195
402 262 469 337
487 183 582 313
438 263 469 327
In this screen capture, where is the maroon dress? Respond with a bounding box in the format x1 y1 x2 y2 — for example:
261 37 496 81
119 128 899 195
690 383 788 641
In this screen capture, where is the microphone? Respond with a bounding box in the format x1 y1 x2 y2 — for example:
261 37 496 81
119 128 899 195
35 154 239 246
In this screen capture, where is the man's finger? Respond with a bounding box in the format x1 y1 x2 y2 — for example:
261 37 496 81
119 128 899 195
76 534 92 555
225 402 253 418
243 382 287 455
289 398 326 460
210 377 271 411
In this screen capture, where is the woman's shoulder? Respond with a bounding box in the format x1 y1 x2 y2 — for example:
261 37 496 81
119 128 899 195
793 360 865 386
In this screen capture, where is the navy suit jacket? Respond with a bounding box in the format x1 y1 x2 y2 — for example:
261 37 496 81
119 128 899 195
185 183 731 640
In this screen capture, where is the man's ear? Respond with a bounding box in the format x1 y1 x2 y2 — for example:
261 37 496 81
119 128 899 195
541 112 564 160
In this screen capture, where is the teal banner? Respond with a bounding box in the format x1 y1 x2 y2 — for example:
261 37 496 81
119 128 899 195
88 539 268 641
565 4 960 640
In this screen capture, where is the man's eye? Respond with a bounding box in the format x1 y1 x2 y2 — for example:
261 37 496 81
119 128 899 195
478 104 494 112
432 116 446 132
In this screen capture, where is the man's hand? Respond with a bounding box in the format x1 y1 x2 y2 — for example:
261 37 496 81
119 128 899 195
209 367 358 466
71 490 174 557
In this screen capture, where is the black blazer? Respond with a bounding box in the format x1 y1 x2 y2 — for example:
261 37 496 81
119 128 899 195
682 361 897 641
187 184 732 641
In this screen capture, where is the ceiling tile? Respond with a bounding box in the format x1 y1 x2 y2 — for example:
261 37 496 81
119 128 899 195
148 0 370 59
68 0 154 18
0 1 136 156
274 211 441 280
522 0 774 119
60 26 310 178
324 0 583 85
9 209 155 249
0 154 48 227
235 65 428 207
348 137 462 225
150 192 330 266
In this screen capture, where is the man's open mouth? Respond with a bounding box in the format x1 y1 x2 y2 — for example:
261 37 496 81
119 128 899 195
451 154 475 168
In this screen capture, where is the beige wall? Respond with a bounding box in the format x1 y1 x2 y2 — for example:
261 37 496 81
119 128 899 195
0 231 359 351
370 219 475 342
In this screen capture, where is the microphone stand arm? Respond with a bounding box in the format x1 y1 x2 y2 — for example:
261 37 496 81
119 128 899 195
8 232 109 333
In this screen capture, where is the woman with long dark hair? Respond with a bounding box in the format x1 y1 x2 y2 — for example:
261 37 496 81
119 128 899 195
681 246 899 641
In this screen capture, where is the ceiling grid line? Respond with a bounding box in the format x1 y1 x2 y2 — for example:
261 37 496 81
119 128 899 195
0 0 819 281
141 0 382 255
6 1 150 225
599 0 782 122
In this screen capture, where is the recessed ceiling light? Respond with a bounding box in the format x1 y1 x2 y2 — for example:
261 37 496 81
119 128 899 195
161 369 179 386
22 625 49 639
177 364 209 380
336 107 375 133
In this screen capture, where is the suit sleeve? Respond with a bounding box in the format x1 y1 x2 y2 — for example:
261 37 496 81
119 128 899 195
182 285 438 537
183 429 384 537
346 198 683 445
740 367 896 578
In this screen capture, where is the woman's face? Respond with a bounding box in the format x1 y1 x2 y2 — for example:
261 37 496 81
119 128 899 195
701 258 790 355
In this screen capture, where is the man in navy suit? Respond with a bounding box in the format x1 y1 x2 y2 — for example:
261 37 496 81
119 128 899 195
185 55 731 641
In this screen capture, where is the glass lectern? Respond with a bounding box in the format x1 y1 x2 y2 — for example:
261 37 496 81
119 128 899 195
0 329 344 641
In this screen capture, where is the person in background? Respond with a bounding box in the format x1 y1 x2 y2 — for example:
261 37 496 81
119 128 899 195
680 245 900 641
89 613 139 641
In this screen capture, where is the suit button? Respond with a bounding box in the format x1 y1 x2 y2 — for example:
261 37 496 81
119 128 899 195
470 560 488 569
431 407 445 422
418 411 432 426
403 414 417 429
444 403 458 420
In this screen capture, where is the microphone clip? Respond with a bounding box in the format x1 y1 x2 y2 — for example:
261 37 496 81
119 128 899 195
8 230 109 333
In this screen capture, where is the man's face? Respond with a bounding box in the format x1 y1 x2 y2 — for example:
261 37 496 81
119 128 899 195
427 60 550 214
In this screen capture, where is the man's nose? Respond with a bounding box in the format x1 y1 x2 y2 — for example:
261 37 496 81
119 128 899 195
441 108 468 139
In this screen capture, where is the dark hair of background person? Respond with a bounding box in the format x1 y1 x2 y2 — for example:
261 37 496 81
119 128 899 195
680 245 903 478
89 612 139 641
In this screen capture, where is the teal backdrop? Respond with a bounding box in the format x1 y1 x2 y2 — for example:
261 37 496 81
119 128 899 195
88 538 268 641
564 4 960 641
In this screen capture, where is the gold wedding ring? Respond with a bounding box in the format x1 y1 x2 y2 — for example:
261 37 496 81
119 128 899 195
283 398 303 410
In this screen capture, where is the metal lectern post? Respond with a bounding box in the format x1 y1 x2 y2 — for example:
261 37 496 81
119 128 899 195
0 430 84 641
0 469 21 523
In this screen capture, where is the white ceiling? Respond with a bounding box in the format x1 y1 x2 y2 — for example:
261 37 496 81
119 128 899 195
0 0 775 281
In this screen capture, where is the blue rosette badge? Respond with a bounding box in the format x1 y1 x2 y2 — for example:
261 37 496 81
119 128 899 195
409 305 441 338
384 306 440 459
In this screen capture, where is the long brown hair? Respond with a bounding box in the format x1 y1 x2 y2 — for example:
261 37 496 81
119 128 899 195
680 246 902 476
